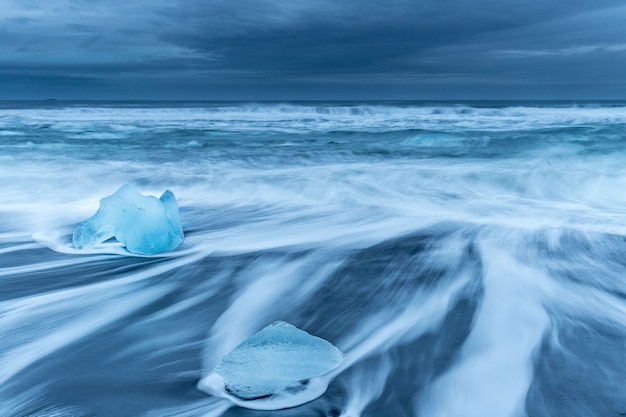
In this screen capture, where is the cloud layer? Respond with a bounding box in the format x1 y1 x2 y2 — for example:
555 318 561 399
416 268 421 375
1 0 625 99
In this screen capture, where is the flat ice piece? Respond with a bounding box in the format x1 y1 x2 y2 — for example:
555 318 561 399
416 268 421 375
73 184 184 255
213 321 345 400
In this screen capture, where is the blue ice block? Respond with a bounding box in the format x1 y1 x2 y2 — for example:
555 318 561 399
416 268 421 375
73 184 184 254
211 321 345 400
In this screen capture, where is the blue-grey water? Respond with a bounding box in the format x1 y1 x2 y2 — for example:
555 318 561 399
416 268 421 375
1 101 625 417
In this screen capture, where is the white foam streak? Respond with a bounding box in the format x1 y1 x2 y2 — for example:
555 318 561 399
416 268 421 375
548 278 626 327
0 283 171 386
0 232 33 242
339 356 393 417
0 250 209 387
146 398 232 417
0 243 41 255
336 275 470 373
417 241 550 417
0 256 114 277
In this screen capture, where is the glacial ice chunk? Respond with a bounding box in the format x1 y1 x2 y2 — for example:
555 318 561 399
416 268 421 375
199 321 345 404
73 184 184 255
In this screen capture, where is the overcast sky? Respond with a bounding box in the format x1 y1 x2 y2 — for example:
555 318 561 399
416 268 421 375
1 0 625 100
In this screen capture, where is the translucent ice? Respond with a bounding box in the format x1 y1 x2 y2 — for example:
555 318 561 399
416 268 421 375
72 184 184 255
198 321 344 406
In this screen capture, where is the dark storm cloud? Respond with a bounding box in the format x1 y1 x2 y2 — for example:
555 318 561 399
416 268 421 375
1 0 625 99
156 0 611 72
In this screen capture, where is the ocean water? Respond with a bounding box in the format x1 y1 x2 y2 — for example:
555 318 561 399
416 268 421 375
1 101 625 417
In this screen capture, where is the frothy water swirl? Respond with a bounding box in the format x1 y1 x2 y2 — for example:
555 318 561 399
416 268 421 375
1 101 625 416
